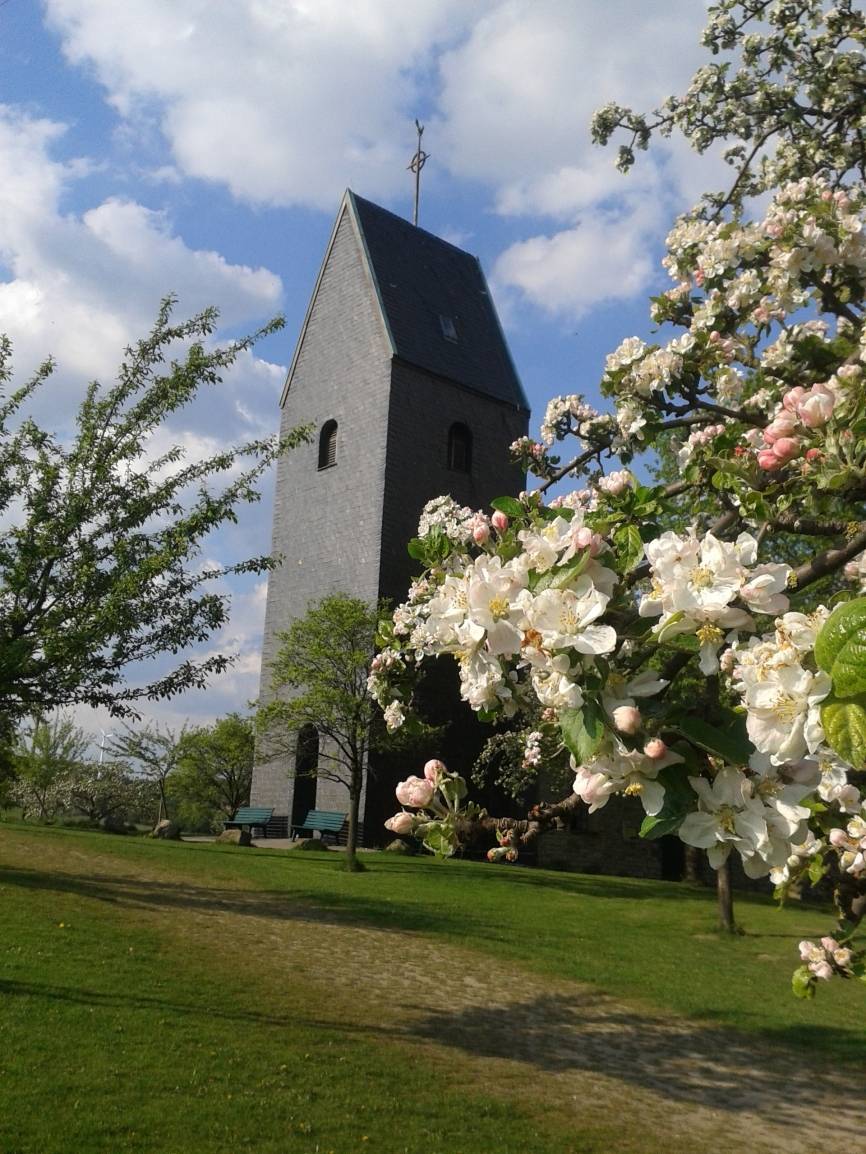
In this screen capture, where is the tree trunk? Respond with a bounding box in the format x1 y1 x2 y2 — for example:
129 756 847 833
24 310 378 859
684 845 702 884
717 855 736 934
343 766 365 873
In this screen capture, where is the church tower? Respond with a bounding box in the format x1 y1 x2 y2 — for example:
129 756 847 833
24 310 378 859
251 190 529 838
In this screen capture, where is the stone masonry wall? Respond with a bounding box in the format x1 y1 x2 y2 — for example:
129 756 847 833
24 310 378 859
251 206 392 820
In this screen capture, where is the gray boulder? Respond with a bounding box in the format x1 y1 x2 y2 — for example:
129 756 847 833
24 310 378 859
150 819 181 840
216 828 253 847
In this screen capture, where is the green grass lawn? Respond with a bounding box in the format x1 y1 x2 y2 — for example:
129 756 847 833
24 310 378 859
1 822 862 1154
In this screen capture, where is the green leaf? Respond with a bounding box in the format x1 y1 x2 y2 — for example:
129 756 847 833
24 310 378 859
639 811 685 840
791 966 816 1000
820 692 866 769
416 820 457 858
560 702 605 765
706 456 757 484
490 496 524 518
638 761 696 840
550 549 591 588
814 598 866 698
670 711 751 766
613 524 644 574
407 538 427 562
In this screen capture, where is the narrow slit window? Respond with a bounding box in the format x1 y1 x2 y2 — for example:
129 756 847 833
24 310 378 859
318 420 338 470
447 423 472 473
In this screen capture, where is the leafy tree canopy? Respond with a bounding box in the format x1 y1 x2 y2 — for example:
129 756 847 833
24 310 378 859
0 297 309 730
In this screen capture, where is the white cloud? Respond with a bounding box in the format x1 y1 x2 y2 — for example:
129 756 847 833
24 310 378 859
44 0 480 208
41 1 715 319
493 199 661 318
431 0 715 318
0 105 283 415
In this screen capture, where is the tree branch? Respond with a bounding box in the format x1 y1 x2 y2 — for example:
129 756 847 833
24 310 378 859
790 523 866 592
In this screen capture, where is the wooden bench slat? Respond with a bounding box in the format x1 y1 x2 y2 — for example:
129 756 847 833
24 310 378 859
224 807 274 835
290 809 348 839
228 807 273 822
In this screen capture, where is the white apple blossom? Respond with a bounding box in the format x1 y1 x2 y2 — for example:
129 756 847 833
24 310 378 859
520 580 616 656
573 740 684 817
679 767 770 872
640 531 789 673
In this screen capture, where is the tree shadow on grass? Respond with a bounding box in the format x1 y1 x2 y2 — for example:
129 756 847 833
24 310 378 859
0 863 480 938
0 974 380 1042
411 992 866 1142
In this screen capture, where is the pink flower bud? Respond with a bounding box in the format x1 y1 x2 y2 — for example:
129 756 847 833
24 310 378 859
643 738 667 759
797 385 834 428
782 387 807 412
837 364 861 381
829 828 850 847
612 705 641 735
472 523 490 545
385 811 415 836
763 414 798 443
771 437 801 462
574 526 603 556
491 511 509 533
757 449 784 471
423 758 446 784
805 448 822 462
395 775 435 808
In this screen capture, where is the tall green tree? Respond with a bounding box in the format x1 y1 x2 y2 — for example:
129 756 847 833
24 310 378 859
0 298 309 734
257 595 383 872
171 713 255 830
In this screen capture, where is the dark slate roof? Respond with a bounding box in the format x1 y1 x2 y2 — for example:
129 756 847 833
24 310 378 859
348 191 529 411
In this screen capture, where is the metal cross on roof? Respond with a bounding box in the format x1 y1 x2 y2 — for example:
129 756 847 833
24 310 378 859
407 119 429 227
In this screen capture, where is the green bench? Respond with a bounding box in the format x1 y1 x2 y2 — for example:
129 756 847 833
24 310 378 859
224 806 274 838
291 809 348 844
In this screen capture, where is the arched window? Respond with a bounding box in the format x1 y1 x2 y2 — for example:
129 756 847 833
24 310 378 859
447 423 472 473
291 724 319 828
318 420 338 470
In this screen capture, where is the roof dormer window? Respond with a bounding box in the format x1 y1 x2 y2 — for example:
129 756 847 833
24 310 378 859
438 314 458 342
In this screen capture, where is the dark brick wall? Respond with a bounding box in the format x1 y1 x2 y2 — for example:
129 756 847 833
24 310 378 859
379 360 528 606
365 362 529 841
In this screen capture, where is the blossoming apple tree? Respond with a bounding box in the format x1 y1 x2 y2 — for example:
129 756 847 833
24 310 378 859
369 0 866 997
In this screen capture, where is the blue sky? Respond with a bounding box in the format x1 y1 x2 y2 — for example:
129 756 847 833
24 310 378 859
0 0 722 738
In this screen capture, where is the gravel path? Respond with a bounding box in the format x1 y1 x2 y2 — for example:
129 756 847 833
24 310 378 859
5 833 863 1154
